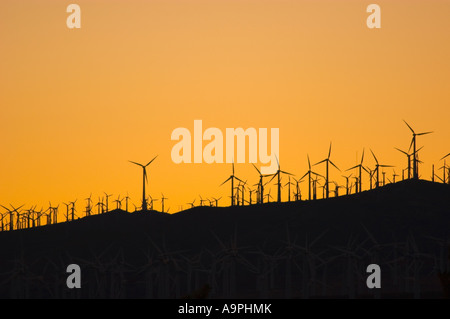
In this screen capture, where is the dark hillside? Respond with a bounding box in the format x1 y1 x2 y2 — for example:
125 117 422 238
1 180 449 298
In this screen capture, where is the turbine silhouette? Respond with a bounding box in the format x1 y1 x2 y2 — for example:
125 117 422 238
129 155 158 211
403 120 432 179
314 143 340 199
220 162 243 206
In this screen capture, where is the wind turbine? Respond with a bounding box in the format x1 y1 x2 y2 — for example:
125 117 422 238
346 149 367 193
85 194 92 216
161 193 168 213
220 163 243 206
63 202 70 222
148 195 158 210
311 175 321 200
48 202 59 224
403 120 433 179
352 176 359 194
395 147 411 179
0 213 6 231
104 192 112 212
212 197 222 207
267 155 294 203
240 180 247 206
114 195 123 210
370 149 393 188
187 199 196 208
367 167 375 190
332 181 344 197
95 198 105 215
235 184 240 206
0 204 24 231
70 200 77 221
265 188 273 203
124 193 130 212
284 176 295 202
246 187 254 205
395 146 423 180
129 155 158 211
314 143 340 199
300 155 323 201
293 177 304 201
440 153 450 184
252 164 272 204
392 169 399 183
342 174 352 195
199 195 207 207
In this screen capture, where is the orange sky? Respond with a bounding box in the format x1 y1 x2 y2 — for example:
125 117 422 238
1 0 450 216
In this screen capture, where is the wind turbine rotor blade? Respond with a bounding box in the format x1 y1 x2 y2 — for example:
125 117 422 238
129 160 144 167
361 148 365 164
361 223 378 245
346 165 359 171
329 160 340 171
312 171 325 178
280 170 294 176
413 146 424 154
235 176 245 184
145 155 158 167
417 131 433 136
403 120 415 134
328 142 332 159
408 138 414 152
252 163 261 175
10 204 25 212
440 152 450 160
395 147 408 155
314 159 327 166
220 176 232 186
370 149 378 164
300 171 309 180
310 229 329 248
307 154 311 169
379 165 394 168
267 173 277 184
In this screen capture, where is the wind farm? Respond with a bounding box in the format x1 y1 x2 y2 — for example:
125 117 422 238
2 0 450 301
1 121 448 220
0 120 449 299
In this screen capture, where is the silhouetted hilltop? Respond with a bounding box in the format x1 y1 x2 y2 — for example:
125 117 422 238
1 179 449 298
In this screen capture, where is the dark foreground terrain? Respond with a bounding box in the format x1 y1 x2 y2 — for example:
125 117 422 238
0 179 449 298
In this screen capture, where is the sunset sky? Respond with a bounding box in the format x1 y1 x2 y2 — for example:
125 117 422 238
1 0 450 216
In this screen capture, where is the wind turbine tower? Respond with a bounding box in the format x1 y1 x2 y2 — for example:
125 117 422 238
129 155 158 211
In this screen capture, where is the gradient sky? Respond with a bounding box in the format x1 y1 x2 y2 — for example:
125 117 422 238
1 0 450 216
